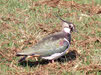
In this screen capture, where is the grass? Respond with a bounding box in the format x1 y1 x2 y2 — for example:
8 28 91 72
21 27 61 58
0 0 101 75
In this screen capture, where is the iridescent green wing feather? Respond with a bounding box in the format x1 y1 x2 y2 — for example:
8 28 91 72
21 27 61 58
18 37 69 57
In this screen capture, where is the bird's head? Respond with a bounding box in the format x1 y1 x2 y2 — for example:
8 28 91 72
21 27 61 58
59 17 76 33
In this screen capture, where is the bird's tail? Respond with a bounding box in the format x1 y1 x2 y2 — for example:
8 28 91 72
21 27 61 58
16 53 36 62
18 56 27 62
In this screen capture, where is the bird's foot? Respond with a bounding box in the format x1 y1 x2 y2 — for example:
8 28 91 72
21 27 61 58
48 60 55 64
51 60 55 63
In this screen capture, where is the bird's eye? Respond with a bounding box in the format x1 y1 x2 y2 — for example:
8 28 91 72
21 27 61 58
69 25 71 28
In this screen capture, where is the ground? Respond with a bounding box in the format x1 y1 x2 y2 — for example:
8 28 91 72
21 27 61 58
0 0 101 75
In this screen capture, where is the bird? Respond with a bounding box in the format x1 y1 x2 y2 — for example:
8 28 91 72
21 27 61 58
16 17 76 63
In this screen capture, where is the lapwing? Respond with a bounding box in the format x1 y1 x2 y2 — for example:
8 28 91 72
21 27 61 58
16 17 76 63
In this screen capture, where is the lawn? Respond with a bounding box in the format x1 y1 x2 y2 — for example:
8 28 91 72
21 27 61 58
0 0 101 75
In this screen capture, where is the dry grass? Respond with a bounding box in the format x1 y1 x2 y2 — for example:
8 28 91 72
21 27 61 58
0 0 101 75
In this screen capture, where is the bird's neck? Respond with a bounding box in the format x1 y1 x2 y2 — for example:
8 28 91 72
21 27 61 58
63 28 71 34
61 30 71 43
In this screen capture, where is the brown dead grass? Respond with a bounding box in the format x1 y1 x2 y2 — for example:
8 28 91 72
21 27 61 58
35 0 101 15
0 0 101 75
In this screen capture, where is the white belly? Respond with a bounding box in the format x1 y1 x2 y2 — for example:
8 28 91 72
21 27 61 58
41 52 66 60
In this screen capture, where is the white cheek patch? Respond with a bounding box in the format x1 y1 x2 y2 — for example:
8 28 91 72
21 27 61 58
64 28 70 33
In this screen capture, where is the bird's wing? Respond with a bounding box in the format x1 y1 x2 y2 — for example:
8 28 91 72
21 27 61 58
16 33 70 57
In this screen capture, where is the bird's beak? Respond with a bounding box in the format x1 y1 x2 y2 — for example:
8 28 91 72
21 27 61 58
72 26 77 33
74 28 78 33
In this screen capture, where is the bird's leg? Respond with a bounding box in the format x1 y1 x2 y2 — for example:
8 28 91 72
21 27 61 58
48 60 56 65
35 57 38 61
26 55 39 61
51 60 54 63
52 60 54 63
18 56 27 62
33 55 40 61
26 56 33 60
